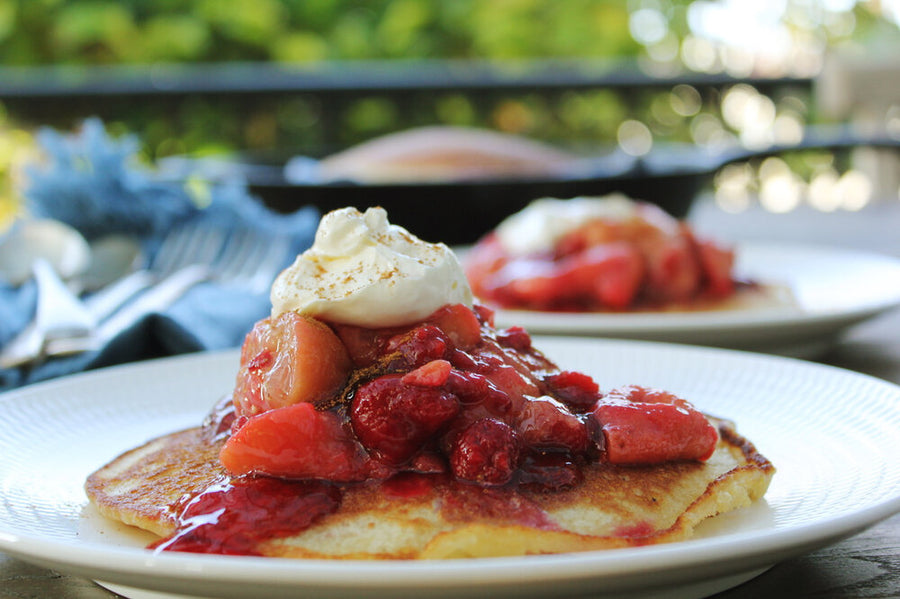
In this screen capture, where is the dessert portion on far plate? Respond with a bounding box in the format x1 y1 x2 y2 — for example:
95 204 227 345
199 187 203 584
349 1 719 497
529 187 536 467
465 194 784 313
86 206 773 559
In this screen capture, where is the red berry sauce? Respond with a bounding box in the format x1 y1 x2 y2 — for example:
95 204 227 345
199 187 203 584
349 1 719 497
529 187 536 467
150 476 341 555
154 303 717 555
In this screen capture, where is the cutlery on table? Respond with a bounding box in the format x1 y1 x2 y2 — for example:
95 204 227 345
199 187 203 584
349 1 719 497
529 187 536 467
1 222 290 368
41 226 291 359
1 224 219 368
0 258 95 369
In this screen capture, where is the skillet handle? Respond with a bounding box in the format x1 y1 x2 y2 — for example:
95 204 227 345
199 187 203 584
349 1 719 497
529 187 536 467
702 124 900 173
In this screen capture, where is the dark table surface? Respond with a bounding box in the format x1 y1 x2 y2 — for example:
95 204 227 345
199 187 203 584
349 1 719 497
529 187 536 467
2 197 899 598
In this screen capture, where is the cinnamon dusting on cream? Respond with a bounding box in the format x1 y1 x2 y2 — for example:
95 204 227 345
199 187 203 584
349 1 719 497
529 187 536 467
270 207 472 327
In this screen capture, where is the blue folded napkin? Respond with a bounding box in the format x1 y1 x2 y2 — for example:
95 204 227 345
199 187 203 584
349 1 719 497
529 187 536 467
0 119 319 391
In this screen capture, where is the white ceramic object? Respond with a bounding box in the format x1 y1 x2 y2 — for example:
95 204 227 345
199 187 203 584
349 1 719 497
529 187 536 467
0 219 91 284
492 242 900 357
79 234 143 292
1 340 899 598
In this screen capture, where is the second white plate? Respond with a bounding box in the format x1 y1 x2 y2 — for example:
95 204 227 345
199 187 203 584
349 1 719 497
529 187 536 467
492 242 900 357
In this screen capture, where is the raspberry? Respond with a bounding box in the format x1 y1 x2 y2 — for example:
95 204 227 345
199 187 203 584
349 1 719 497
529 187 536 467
449 418 520 485
386 325 449 370
449 347 504 374
496 326 532 352
544 370 601 413
516 397 590 453
445 369 512 413
484 363 541 401
351 375 459 465
518 452 583 492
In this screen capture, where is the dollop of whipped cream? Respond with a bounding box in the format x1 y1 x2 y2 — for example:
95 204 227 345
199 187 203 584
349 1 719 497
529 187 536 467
271 207 473 327
495 194 639 256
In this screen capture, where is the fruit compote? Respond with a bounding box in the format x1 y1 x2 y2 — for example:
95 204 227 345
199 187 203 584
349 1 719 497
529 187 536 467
153 303 718 555
465 197 739 312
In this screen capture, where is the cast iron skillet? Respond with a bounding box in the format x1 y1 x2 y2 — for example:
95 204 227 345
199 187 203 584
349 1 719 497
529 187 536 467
231 127 899 245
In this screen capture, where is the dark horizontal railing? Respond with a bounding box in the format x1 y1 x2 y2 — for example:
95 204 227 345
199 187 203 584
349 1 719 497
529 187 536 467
0 59 812 100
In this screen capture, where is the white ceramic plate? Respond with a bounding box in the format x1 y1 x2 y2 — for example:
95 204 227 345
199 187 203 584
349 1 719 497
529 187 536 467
2 341 900 599
492 243 900 357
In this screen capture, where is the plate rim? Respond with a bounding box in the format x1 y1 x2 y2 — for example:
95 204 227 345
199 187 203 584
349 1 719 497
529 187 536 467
2 340 900 596
491 241 900 334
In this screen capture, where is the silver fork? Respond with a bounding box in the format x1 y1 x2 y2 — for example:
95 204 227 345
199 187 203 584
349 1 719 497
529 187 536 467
0 224 225 368
80 224 227 325
212 228 292 295
42 225 289 358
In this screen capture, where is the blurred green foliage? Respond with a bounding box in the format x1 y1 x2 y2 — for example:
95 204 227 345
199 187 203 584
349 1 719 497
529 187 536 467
0 0 888 164
0 0 676 159
0 0 648 65
0 0 893 224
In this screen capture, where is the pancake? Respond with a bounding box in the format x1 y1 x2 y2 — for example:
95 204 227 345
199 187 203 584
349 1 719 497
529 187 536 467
85 418 773 559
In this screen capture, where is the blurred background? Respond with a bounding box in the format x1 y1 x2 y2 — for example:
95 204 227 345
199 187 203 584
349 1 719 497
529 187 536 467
0 0 898 232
